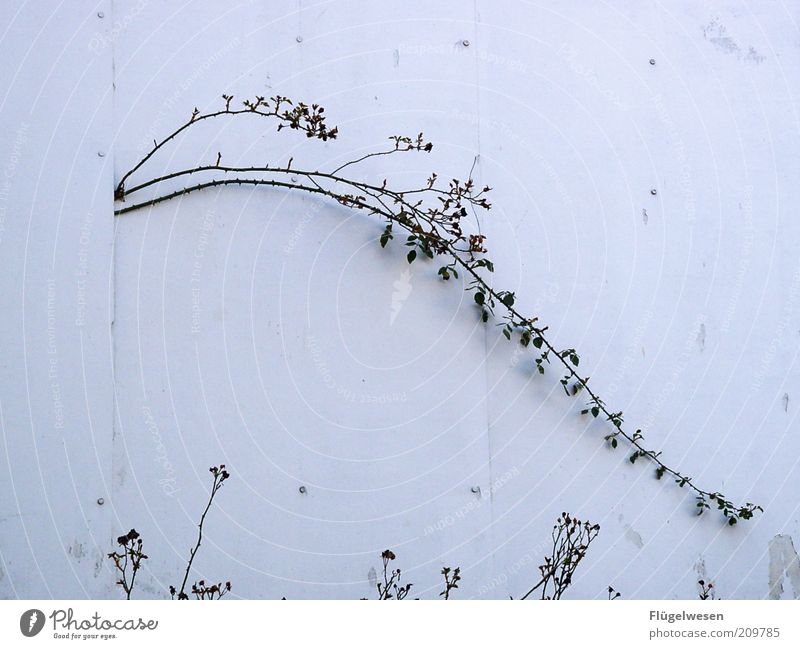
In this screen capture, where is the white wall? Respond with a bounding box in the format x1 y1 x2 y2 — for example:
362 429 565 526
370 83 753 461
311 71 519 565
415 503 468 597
1 0 799 599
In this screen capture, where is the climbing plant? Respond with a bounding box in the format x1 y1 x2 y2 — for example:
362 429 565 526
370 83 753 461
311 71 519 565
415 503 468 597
114 94 761 525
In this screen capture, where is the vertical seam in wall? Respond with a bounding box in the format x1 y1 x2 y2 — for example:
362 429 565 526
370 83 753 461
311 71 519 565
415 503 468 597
108 0 119 582
472 0 497 586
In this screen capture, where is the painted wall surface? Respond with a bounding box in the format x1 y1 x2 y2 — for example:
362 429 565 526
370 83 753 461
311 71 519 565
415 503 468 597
1 1 799 599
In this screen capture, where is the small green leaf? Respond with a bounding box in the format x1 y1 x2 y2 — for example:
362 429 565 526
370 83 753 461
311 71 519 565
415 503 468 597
532 337 543 349
474 291 485 306
379 224 393 248
407 250 416 264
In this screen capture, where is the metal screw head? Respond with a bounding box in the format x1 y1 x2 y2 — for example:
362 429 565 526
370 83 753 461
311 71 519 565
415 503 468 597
649 58 656 65
650 188 658 196
296 35 303 43
470 485 481 494
462 39 470 47
96 497 105 505
97 150 105 158
298 485 307 494
97 11 105 18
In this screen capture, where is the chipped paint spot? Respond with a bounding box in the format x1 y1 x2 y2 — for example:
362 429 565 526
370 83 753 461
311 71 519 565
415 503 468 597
367 566 377 588
617 513 644 549
702 18 765 63
642 208 648 225
115 463 127 489
745 46 765 64
694 556 708 582
0 513 24 524
697 323 706 352
393 49 399 67
68 541 86 560
94 550 104 578
624 526 644 549
136 580 159 596
783 393 789 412
768 534 800 599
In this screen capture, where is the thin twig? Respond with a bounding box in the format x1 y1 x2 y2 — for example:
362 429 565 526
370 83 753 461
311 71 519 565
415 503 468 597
174 465 230 600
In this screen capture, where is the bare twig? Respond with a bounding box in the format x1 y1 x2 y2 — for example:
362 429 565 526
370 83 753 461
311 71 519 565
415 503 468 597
521 513 600 600
376 550 413 600
191 579 232 600
115 95 336 201
170 464 231 600
440 566 461 600
107 529 147 600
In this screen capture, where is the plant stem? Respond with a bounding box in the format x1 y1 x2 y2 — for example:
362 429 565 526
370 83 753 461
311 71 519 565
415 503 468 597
178 470 225 598
112 97 761 525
